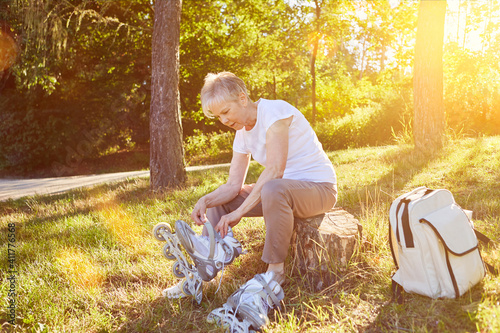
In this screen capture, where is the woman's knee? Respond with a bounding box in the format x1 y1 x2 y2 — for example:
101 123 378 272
206 206 226 225
261 179 288 203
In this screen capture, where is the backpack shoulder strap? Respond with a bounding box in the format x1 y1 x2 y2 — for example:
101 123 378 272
475 229 494 246
391 278 404 304
388 223 399 269
474 229 498 276
485 261 498 276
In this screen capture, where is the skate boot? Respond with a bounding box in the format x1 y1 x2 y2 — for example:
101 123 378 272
175 220 243 282
207 272 284 332
152 222 204 304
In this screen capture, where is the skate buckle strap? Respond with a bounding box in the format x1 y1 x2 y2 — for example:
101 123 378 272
254 274 282 310
207 221 234 255
204 221 218 260
204 221 232 259
231 284 251 315
203 221 229 294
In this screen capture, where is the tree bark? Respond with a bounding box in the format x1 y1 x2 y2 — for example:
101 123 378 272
413 0 447 151
310 0 321 125
359 38 366 80
150 0 186 190
311 40 318 125
291 208 362 291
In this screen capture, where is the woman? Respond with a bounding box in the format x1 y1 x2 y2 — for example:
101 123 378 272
190 71 337 284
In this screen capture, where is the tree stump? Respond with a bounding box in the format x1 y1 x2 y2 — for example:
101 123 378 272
290 208 362 291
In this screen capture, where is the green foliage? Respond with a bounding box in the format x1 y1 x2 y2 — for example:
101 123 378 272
314 81 413 150
0 103 66 171
1 0 152 172
315 105 384 150
179 0 309 131
184 130 234 166
314 64 361 118
444 45 500 136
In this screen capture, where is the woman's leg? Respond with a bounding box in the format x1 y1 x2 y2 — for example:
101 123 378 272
266 262 286 284
260 179 337 264
204 184 263 236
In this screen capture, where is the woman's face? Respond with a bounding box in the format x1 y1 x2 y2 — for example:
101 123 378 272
209 94 248 131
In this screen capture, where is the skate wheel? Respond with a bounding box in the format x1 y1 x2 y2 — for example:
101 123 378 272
225 250 236 265
181 278 201 297
222 244 237 265
162 244 176 260
173 261 185 278
152 223 171 241
181 279 192 296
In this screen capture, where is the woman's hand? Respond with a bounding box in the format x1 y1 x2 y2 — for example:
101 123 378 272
215 210 243 238
191 197 208 226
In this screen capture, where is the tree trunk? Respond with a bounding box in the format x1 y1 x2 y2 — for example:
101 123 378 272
456 0 461 44
311 40 318 125
413 0 446 151
273 73 277 100
379 44 386 72
462 1 469 49
291 208 362 291
359 38 366 80
150 0 186 191
310 0 321 125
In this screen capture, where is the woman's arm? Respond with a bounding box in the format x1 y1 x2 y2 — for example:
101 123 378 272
191 151 251 225
215 116 293 237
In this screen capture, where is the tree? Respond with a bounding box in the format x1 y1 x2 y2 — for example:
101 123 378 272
0 0 154 174
178 0 309 130
310 0 321 125
149 0 186 190
413 0 447 150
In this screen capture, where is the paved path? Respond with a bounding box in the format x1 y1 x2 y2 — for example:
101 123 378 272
0 163 230 202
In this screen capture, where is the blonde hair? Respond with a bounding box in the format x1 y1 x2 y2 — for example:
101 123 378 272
200 72 250 118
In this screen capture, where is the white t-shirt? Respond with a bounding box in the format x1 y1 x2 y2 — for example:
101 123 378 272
233 99 336 184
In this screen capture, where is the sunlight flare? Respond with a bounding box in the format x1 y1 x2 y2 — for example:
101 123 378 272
0 30 18 71
56 248 104 290
98 200 146 252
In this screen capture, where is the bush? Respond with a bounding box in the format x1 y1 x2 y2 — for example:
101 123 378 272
444 47 500 136
184 130 234 165
0 100 69 172
314 92 412 151
0 90 141 175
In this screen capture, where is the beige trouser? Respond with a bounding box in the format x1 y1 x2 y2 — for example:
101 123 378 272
206 179 338 264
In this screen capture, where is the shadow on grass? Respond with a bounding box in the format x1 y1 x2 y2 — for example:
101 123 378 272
338 144 443 214
114 295 219 333
361 285 484 333
441 138 500 218
372 144 443 189
338 140 498 216
284 251 485 332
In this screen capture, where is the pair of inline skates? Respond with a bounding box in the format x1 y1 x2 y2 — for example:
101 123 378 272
152 220 284 332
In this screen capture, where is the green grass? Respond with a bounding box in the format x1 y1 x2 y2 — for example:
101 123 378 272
1 136 499 332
